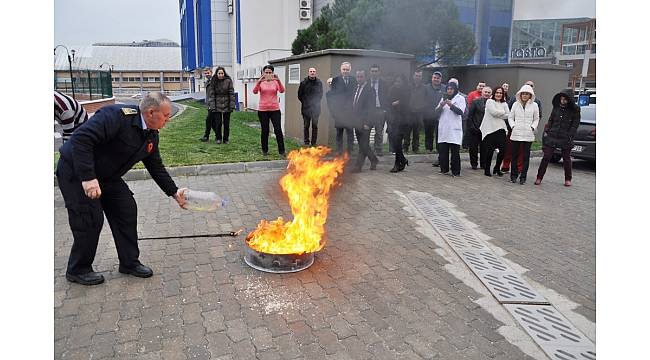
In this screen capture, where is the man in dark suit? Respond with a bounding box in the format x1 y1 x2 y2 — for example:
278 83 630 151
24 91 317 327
350 70 379 173
56 92 186 285
326 61 357 155
368 64 390 155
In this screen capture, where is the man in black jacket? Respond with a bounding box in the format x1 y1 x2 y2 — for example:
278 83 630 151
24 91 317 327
326 62 357 155
200 67 216 142
405 70 427 153
465 86 492 169
424 71 444 157
367 64 390 155
57 92 186 285
297 67 323 146
350 70 379 172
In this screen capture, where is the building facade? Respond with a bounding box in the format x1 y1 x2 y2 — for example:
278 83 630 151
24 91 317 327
54 44 192 97
509 0 596 91
453 0 513 64
179 0 314 104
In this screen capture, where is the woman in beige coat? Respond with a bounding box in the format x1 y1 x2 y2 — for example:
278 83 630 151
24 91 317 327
507 84 539 184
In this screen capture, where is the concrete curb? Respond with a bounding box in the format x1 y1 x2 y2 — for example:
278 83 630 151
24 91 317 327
54 150 543 187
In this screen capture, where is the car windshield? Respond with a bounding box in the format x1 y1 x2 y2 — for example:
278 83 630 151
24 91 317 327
581 106 596 124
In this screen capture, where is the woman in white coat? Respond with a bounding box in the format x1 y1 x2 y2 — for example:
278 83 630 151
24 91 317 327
479 86 510 177
434 82 466 176
507 84 539 184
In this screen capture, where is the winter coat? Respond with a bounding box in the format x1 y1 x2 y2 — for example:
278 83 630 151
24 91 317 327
466 98 487 136
542 92 581 149
424 84 444 120
388 83 411 129
508 84 540 142
207 77 236 112
409 81 428 113
326 75 357 128
479 99 509 140
297 76 323 117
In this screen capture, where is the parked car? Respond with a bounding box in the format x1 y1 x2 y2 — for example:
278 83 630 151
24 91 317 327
552 104 595 162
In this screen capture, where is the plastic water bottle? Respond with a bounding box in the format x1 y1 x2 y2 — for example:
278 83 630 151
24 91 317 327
183 189 228 211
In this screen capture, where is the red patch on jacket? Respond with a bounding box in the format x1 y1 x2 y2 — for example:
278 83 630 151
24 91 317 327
146 141 154 153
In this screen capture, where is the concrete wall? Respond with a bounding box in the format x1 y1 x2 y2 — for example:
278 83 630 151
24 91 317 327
271 49 415 146
211 0 232 67
80 97 116 113
431 64 570 139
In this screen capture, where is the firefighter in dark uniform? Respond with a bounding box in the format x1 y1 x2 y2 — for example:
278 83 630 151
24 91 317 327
56 92 186 285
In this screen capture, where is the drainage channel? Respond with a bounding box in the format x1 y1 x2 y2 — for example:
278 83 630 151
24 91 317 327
406 192 596 360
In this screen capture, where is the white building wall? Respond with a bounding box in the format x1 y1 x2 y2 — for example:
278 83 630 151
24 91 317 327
211 0 232 73
230 0 312 112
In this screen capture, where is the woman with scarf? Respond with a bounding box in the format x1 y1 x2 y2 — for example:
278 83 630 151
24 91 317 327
434 82 466 176
479 86 510 177
508 84 540 184
535 92 581 186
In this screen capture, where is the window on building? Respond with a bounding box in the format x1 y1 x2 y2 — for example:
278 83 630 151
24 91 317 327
288 64 300 84
488 26 509 60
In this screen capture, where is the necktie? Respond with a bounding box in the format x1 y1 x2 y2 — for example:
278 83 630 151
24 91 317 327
354 85 361 106
344 77 348 86
373 81 380 107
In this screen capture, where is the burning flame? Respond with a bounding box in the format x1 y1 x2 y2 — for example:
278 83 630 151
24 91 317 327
246 146 347 254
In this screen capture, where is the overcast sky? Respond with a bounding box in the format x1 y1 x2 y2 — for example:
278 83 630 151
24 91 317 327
54 0 180 46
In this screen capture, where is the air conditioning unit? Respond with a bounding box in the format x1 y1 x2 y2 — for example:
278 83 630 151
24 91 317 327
299 8 311 20
299 0 311 9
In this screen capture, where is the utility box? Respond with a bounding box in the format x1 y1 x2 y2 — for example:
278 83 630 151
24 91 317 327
270 49 415 147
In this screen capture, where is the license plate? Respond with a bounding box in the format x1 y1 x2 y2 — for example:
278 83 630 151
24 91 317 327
572 145 583 152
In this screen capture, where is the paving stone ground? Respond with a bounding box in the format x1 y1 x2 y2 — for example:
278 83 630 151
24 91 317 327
54 157 595 359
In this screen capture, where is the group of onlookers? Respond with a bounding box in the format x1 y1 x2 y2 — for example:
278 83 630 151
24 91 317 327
197 61 582 186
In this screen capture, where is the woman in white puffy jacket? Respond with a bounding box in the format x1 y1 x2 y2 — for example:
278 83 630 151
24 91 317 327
507 84 539 184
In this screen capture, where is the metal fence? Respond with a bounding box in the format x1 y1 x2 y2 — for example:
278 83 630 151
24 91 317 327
54 70 113 100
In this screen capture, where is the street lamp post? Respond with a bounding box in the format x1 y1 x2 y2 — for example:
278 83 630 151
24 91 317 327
54 45 76 100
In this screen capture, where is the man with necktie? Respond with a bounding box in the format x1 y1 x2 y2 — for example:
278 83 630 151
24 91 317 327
368 64 390 155
326 62 357 155
350 70 379 173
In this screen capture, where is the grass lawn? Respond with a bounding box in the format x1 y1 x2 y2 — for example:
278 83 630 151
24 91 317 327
154 100 302 167
54 100 303 169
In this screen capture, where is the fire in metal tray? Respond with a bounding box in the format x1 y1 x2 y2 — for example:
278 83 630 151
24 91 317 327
244 146 347 273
